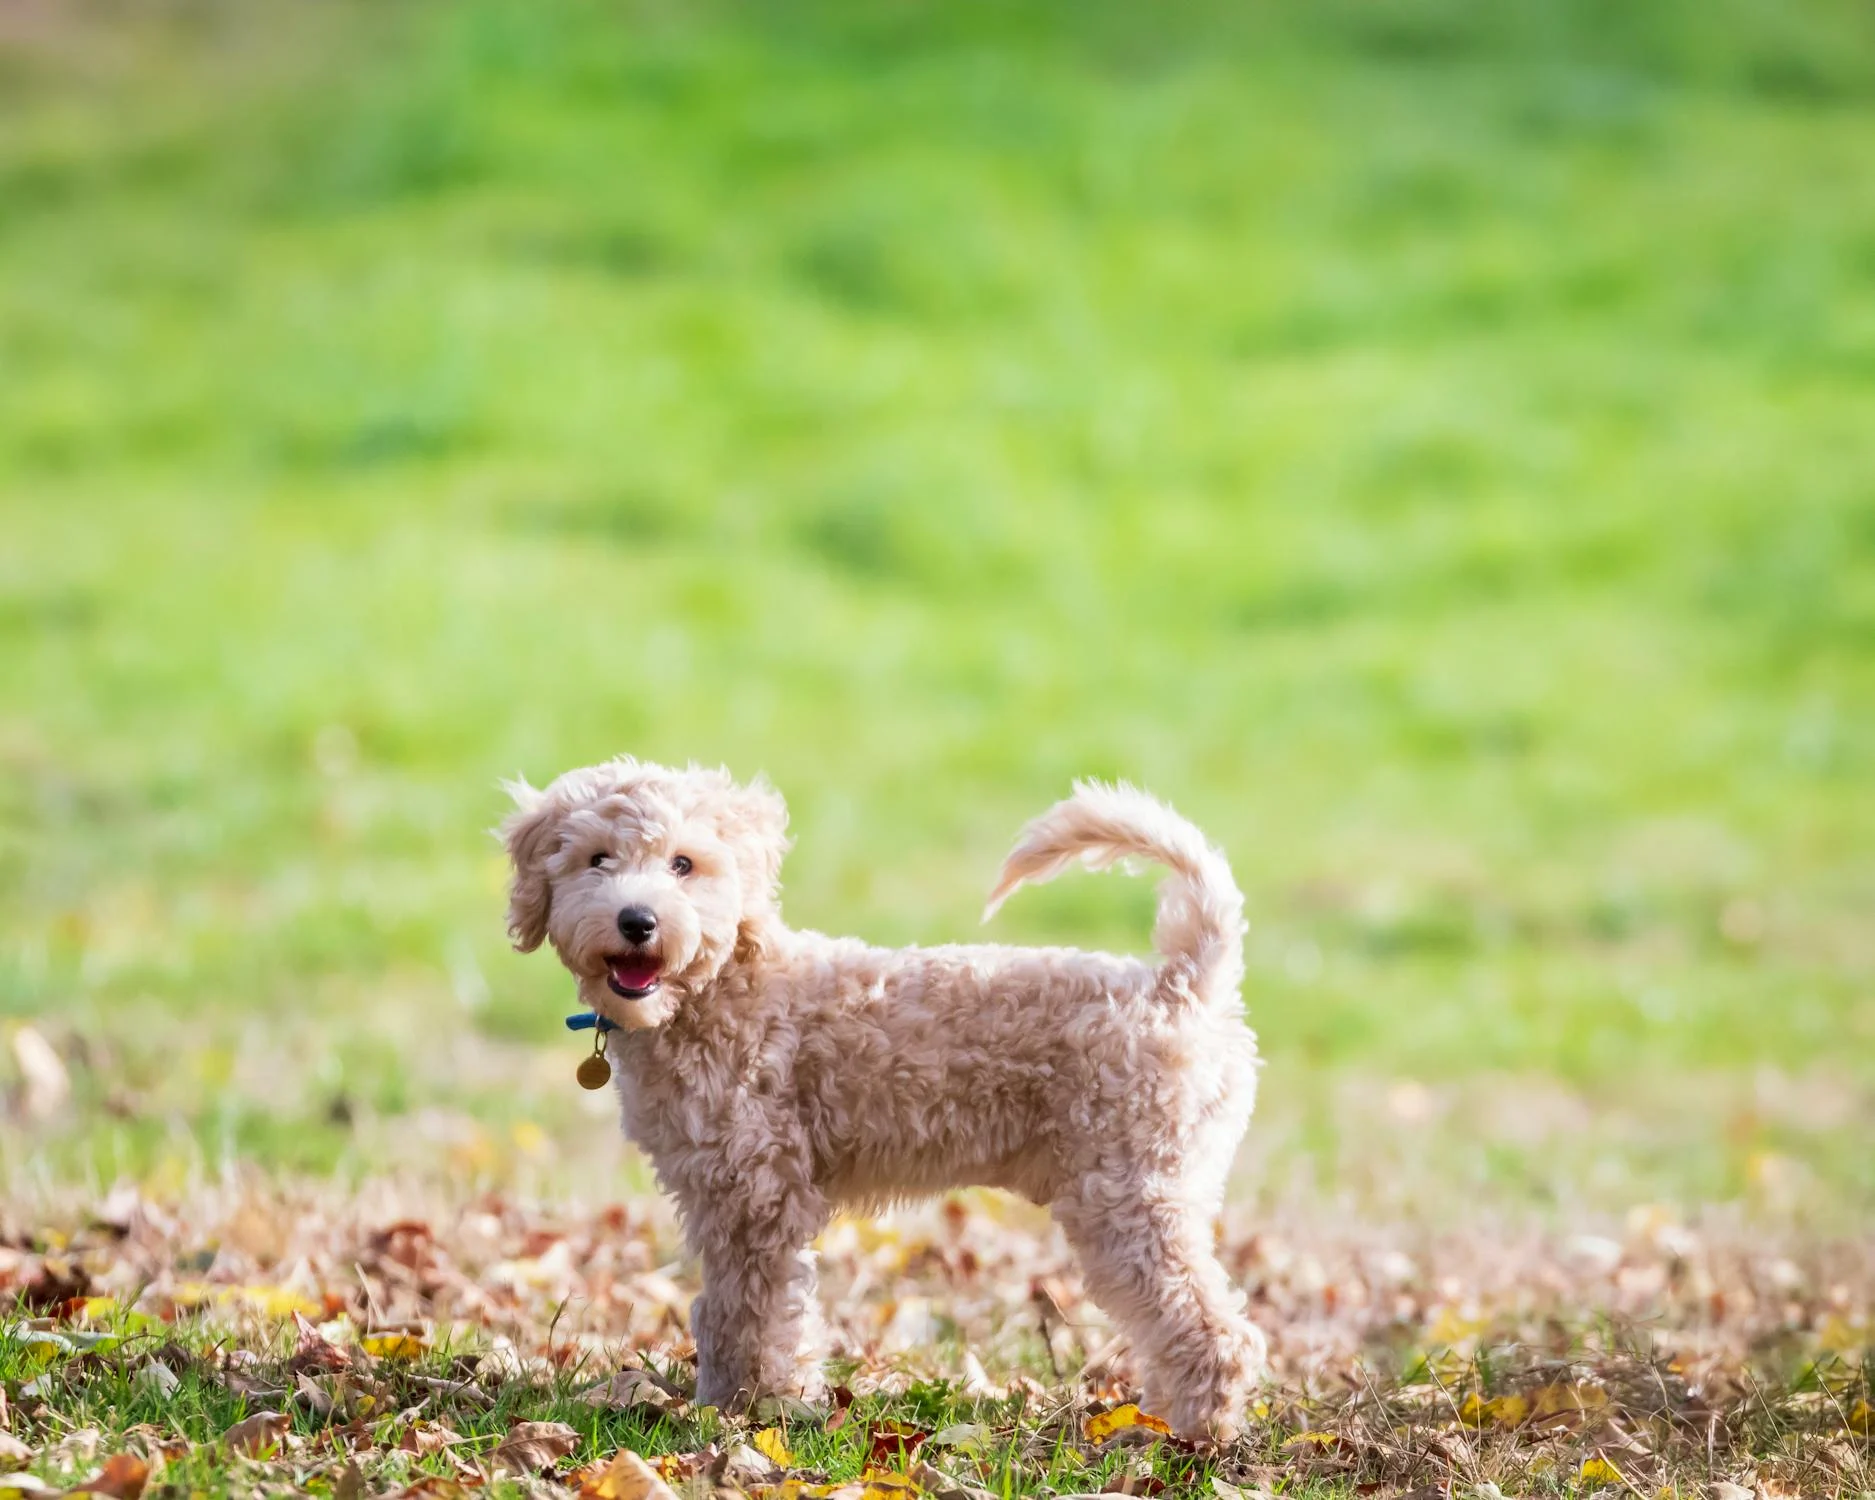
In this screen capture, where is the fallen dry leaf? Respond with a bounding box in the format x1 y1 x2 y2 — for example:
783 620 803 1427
911 1461 996 1500
577 1449 677 1500
926 1423 989 1452
1083 1405 1171 1446
580 1368 686 1415
361 1331 429 1360
220 1412 290 1458
0 1435 33 1472
1458 1390 1529 1428
57 1454 148 1500
752 1427 796 1467
1530 1381 1609 1422
1208 1480 1276 1500
853 1474 923 1500
398 1421 464 1457
133 1360 178 1403
718 1442 785 1490
386 1479 472 1500
866 1421 931 1468
288 1313 352 1376
490 1420 580 1475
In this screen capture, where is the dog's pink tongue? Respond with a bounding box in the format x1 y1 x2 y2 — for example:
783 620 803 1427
610 955 662 990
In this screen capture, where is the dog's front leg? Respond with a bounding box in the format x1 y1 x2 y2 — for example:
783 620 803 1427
686 1184 829 1410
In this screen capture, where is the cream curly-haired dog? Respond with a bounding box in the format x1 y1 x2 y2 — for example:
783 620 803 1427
501 757 1265 1438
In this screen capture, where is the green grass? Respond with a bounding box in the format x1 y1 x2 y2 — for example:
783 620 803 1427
2 0 1874 1210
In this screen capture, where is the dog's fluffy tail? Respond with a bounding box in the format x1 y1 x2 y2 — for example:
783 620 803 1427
983 781 1245 1008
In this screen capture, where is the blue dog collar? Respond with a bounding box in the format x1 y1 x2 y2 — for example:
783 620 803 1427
565 1012 620 1034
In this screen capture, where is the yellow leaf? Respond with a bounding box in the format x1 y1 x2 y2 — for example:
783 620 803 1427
858 1473 923 1500
578 1450 677 1500
1083 1403 1172 1444
1426 1307 1485 1345
239 1286 323 1320
1848 1397 1874 1434
1815 1315 1866 1355
1578 1456 1624 1488
768 1483 839 1500
18 1331 71 1370
1531 1382 1608 1420
79 1297 118 1320
752 1428 796 1468
1459 1391 1531 1427
362 1331 430 1359
1281 1431 1341 1450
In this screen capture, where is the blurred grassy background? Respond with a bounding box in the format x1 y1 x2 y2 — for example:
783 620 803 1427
2 0 1872 1216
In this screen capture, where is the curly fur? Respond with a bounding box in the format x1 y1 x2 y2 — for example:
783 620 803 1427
501 758 1266 1438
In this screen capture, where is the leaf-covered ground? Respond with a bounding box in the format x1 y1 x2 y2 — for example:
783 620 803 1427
3 1184 1869 1499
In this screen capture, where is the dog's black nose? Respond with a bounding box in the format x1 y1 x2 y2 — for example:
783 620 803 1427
616 906 657 945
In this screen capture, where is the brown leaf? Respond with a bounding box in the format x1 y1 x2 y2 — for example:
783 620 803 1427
117 1427 188 1467
578 1368 686 1415
294 1373 336 1420
490 1420 580 1475
398 1421 464 1457
866 1420 932 1469
386 1479 472 1500
221 1412 290 1458
58 1454 149 1500
288 1312 352 1376
221 1369 288 1406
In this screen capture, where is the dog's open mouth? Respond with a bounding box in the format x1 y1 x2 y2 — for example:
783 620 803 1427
605 954 663 999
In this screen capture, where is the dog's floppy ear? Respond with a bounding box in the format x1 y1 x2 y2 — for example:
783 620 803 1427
499 779 560 953
721 774 789 961
704 770 790 955
723 774 790 898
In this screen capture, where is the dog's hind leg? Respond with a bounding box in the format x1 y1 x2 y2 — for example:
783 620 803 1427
1053 1183 1266 1442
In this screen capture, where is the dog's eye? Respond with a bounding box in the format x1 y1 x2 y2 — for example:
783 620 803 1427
670 854 693 877
589 852 608 869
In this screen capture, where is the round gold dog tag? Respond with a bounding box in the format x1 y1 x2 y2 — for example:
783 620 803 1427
576 1052 612 1090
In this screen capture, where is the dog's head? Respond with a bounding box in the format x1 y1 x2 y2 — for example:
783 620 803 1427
499 757 789 1029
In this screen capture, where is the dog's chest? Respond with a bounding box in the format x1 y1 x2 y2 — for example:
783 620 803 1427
611 1027 797 1164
